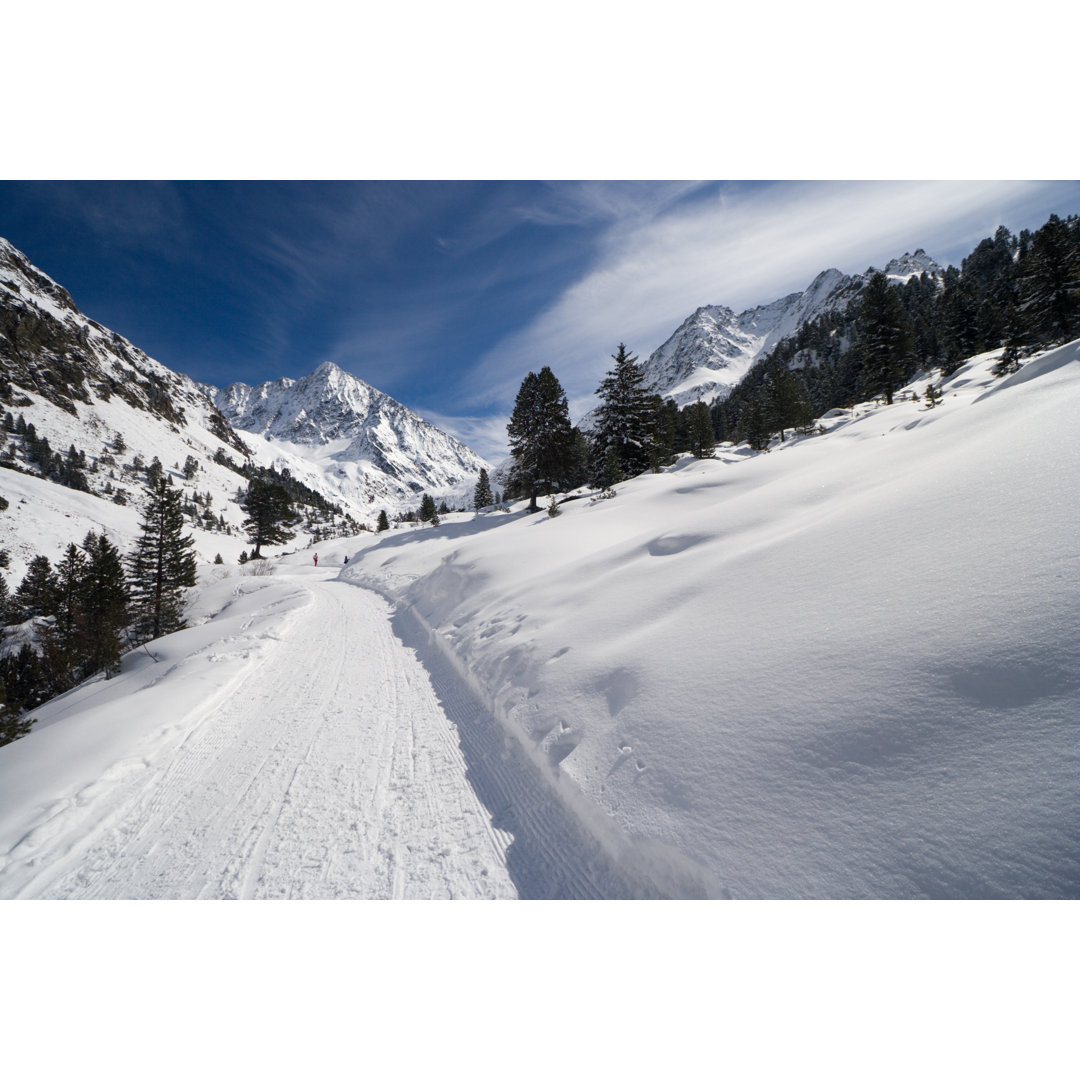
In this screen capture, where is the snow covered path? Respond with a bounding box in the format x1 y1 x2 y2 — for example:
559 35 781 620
0 573 519 899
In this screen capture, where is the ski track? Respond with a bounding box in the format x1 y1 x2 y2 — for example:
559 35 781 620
6 576 519 899
390 607 670 900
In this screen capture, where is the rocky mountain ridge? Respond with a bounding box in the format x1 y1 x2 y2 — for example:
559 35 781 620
640 250 943 407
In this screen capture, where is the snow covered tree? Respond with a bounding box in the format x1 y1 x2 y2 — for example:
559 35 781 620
128 477 197 642
507 366 574 511
592 344 655 478
473 468 493 511
243 478 299 558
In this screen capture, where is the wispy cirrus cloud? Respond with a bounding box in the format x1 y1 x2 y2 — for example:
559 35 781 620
458 180 1073 430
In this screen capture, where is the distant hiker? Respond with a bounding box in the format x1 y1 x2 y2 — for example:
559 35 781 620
313 553 318 566
344 555 349 565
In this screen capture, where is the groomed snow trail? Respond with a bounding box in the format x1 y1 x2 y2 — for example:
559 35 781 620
4 575 517 899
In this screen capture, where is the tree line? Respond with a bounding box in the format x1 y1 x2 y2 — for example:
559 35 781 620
0 468 318 746
713 213 1080 447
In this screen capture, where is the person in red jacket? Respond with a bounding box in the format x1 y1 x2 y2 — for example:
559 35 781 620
313 553 318 566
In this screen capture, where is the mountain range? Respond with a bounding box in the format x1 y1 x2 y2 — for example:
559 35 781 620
1 234 944 573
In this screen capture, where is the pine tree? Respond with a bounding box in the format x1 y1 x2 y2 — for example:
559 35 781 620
764 369 814 442
592 344 655 478
473 468 494 512
857 271 913 405
741 396 771 452
418 493 437 522
79 531 129 678
686 401 716 458
128 478 197 642
923 382 944 408
507 366 574 511
13 555 59 621
243 478 299 557
377 509 390 532
1020 214 1080 344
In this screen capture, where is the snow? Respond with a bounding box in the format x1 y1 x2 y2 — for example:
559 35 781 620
2 339 1077 899
343 341 1080 898
0 559 515 898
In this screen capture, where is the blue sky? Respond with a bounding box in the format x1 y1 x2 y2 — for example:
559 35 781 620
2 180 1079 460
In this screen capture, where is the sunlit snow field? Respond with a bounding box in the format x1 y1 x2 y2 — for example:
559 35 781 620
1 342 1077 898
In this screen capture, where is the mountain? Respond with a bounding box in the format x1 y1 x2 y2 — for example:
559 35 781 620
0 237 488 579
0 237 277 578
639 251 943 407
211 363 488 510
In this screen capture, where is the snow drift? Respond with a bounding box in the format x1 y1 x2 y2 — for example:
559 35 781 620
345 341 1080 898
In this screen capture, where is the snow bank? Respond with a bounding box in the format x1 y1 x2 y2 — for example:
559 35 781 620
344 342 1080 898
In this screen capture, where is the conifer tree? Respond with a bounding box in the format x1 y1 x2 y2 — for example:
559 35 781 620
79 531 129 677
764 369 814 442
592 344 655 478
418 493 437 522
128 477 197 641
473 468 494 511
507 366 574 511
686 401 716 458
377 509 390 532
13 555 59 621
741 397 771 452
1020 214 1080 344
243 478 299 558
856 271 912 405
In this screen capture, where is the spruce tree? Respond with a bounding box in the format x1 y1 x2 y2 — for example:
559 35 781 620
856 271 912 405
507 366 574 511
473 468 494 511
79 531 129 678
243 478 299 558
764 369 814 442
377 509 390 532
418 493 437 522
592 344 655 478
13 555 59 621
686 401 716 458
1020 214 1080 344
128 477 197 642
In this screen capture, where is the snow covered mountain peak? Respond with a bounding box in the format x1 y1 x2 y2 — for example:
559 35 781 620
212 363 488 510
881 249 943 283
639 251 942 408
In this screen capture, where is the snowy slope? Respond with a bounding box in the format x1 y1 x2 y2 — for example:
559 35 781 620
0 557 517 898
0 238 270 577
344 340 1080 899
212 362 489 515
637 250 942 408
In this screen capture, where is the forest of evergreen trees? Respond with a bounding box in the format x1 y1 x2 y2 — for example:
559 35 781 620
500 212 1079 495
711 214 1080 446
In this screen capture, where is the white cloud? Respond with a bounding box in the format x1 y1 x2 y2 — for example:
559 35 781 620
461 180 1064 425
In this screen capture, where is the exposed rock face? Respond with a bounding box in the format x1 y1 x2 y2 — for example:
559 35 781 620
0 237 246 450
